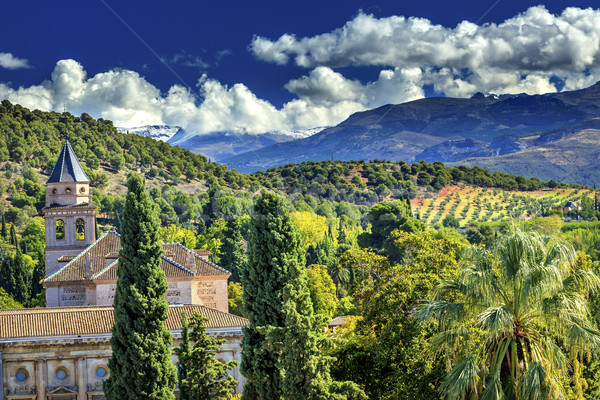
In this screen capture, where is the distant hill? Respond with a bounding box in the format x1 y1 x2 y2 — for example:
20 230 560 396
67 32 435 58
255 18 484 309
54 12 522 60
168 127 324 162
454 119 600 186
223 82 600 183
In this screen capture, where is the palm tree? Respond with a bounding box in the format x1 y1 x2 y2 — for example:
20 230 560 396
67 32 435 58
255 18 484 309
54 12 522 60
416 229 600 399
328 263 350 298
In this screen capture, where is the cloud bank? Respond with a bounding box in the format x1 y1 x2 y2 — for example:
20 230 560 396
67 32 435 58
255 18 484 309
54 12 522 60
0 60 382 133
2 6 600 135
251 6 600 96
0 52 30 69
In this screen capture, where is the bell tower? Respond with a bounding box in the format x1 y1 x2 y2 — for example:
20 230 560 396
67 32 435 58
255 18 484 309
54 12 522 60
43 140 97 277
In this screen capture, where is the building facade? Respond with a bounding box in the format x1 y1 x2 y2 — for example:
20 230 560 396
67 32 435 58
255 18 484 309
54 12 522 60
0 306 247 399
1 141 247 399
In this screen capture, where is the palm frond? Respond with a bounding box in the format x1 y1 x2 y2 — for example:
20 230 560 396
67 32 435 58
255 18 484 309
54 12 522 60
414 300 465 328
563 267 600 294
477 306 513 337
480 375 505 400
430 326 470 355
519 362 547 400
541 291 589 328
565 323 600 356
539 337 569 374
434 278 468 299
439 354 479 400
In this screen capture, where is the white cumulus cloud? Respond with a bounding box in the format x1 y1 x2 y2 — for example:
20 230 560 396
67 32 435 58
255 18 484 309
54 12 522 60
251 6 600 96
0 52 31 69
0 60 373 134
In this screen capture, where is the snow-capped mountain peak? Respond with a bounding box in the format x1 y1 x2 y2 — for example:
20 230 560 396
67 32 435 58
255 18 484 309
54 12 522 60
117 125 183 142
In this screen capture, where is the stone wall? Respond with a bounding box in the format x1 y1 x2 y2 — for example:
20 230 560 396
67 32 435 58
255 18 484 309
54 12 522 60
0 330 245 399
191 278 229 313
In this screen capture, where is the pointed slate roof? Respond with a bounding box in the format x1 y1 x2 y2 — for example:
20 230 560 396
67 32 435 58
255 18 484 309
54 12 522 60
47 140 90 183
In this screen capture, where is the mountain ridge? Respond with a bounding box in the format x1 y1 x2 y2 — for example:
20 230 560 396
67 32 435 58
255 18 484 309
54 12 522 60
222 82 600 184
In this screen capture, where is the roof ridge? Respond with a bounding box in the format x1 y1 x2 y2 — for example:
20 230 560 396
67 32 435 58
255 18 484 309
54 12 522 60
172 242 231 275
91 258 119 280
160 254 195 275
44 231 119 282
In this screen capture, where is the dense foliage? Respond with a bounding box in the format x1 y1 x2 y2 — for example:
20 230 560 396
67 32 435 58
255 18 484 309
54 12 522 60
241 192 364 400
418 230 600 399
176 312 238 400
104 173 176 400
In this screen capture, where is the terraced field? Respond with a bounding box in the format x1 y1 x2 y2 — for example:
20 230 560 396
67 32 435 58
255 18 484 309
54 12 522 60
413 185 595 226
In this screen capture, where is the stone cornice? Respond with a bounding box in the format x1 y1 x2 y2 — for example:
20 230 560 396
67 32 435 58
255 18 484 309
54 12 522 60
0 327 243 349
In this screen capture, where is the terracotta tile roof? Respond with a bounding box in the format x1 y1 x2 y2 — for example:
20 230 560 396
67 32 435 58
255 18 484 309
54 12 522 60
0 305 248 340
45 233 229 284
93 256 194 281
45 231 122 283
162 243 230 276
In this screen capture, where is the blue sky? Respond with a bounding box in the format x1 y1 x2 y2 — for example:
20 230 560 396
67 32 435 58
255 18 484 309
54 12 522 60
1 1 599 135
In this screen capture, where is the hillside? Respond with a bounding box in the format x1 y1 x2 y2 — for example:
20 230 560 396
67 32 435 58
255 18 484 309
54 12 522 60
0 100 592 235
453 121 600 185
223 82 600 182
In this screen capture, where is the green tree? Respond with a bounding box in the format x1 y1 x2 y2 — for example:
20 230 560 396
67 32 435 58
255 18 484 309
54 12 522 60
441 214 459 228
357 200 425 262
0 252 16 299
306 264 338 319
30 254 45 302
220 218 247 283
104 173 176 400
176 312 238 400
328 263 350 298
241 192 363 400
0 287 21 309
581 195 595 221
417 229 600 399
10 234 31 305
333 232 465 399
241 192 305 399
1 214 6 240
197 218 226 264
228 282 246 318
9 224 17 246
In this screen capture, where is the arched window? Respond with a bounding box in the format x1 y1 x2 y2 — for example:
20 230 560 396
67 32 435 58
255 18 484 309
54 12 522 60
76 218 85 240
56 220 65 240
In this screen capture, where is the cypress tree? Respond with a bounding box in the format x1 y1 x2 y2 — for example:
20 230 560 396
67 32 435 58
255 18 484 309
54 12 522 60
12 243 31 305
306 244 318 267
175 312 238 400
241 192 306 399
30 249 46 301
104 173 176 400
1 214 6 240
220 218 247 283
9 224 17 246
0 252 16 297
95 219 101 241
241 192 363 400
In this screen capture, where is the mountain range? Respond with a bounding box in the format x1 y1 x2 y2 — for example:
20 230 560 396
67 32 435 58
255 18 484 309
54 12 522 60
219 83 600 185
118 125 324 162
